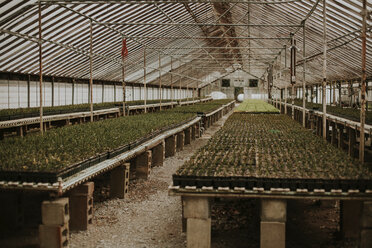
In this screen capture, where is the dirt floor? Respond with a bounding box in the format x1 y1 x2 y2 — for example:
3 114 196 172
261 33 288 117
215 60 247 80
69 113 233 248
69 111 358 248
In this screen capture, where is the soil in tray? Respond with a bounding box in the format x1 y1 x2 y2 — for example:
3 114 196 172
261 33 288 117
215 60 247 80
293 99 372 125
174 113 372 189
167 99 233 114
235 99 279 113
0 99 181 121
0 111 195 178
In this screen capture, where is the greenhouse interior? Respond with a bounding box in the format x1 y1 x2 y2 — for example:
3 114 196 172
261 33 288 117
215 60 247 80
0 0 372 247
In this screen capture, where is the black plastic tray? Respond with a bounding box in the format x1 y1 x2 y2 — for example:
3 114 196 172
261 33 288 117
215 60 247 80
172 175 372 193
0 117 199 184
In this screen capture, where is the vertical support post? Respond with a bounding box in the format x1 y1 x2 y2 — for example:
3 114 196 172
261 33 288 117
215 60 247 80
110 163 130 199
159 53 162 110
322 0 327 139
179 78 182 100
176 132 185 152
340 200 362 238
268 65 273 100
187 84 189 102
290 35 296 120
38 1 43 134
135 151 152 179
284 86 287 115
51 76 54 107
68 182 94 231
330 122 337 145
302 22 306 127
338 125 345 149
89 20 94 122
101 82 104 103
72 79 75 105
183 197 211 248
27 74 31 108
332 81 336 105
152 141 165 167
114 83 116 102
165 135 176 158
359 0 367 163
338 81 342 106
361 201 372 248
260 199 286 248
171 57 174 103
144 48 147 113
39 198 70 248
348 127 356 157
121 38 126 116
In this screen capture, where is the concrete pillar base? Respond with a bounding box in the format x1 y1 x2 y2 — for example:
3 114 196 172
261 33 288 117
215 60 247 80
40 197 69 248
187 218 211 248
110 163 130 198
183 197 211 248
41 198 69 226
165 135 176 158
260 199 286 248
39 222 69 248
184 127 191 145
176 132 185 152
17 126 24 137
340 200 361 238
191 125 196 140
135 151 152 179
68 182 94 231
152 141 165 167
361 201 372 248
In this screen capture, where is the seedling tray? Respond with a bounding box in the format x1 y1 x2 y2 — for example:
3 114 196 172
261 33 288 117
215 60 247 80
172 175 372 193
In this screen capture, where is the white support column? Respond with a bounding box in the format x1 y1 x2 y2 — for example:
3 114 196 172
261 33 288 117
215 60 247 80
302 22 307 127
322 0 327 139
183 197 211 248
260 199 287 248
144 48 147 113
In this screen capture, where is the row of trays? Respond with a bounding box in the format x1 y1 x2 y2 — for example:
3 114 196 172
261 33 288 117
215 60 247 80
0 117 196 184
172 175 372 193
0 106 119 122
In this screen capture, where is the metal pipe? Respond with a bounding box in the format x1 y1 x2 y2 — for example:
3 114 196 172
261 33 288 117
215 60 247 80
146 46 284 49
284 85 287 115
144 47 147 113
89 20 93 122
126 35 291 40
302 22 306 127
179 76 182 100
38 1 44 134
154 4 226 71
99 22 303 27
154 52 280 55
322 0 327 139
57 5 205 82
290 36 296 120
360 0 367 163
159 53 162 110
41 0 302 5
171 57 173 103
0 28 204 84
121 37 126 116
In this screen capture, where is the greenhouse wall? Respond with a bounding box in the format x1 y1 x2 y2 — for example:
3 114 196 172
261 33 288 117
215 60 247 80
0 79 192 109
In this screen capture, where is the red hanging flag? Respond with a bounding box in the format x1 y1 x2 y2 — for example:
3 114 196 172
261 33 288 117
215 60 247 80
121 38 128 57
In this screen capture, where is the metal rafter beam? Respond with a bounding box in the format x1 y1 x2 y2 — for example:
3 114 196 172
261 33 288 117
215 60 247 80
40 0 302 5
98 22 304 27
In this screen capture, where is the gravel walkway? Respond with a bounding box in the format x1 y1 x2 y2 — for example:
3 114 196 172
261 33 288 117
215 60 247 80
70 113 232 248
